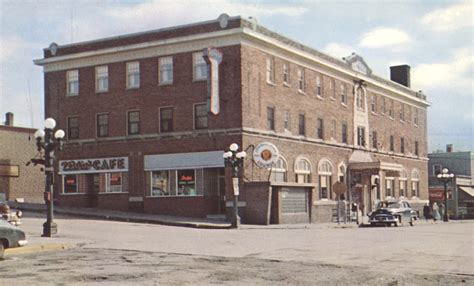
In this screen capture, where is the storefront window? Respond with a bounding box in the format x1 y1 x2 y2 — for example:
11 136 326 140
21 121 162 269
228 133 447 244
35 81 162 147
151 171 169 196
295 157 311 183
318 159 333 199
385 179 394 197
177 169 196 196
107 173 122 193
63 174 78 193
270 156 288 182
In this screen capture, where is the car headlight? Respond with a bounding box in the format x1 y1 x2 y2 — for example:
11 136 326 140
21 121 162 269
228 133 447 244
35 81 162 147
16 210 23 218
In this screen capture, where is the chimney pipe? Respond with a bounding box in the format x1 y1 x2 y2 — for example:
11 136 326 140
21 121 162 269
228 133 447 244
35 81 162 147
5 112 14 126
390 65 411 88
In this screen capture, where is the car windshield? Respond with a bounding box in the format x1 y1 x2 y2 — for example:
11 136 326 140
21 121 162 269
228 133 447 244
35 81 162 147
386 202 401 208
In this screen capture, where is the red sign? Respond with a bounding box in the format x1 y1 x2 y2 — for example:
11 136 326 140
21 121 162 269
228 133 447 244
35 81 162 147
429 189 444 200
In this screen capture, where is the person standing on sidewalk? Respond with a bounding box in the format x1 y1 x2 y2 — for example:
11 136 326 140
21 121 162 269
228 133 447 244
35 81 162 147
432 202 441 222
423 203 431 221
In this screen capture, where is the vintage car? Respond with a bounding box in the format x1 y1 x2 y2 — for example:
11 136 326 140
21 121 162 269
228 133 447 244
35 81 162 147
0 202 23 226
0 219 28 259
372 199 416 226
368 208 400 226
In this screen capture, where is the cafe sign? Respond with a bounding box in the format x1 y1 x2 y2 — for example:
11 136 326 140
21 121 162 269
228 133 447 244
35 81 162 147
59 157 128 174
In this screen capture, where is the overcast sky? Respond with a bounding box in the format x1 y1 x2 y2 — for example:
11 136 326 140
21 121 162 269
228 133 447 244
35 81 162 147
0 0 472 152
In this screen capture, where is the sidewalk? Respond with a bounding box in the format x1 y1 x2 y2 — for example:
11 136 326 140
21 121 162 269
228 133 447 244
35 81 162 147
10 202 232 229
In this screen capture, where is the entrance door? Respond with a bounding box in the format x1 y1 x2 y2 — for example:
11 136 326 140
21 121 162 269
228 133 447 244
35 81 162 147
87 174 100 207
217 169 226 214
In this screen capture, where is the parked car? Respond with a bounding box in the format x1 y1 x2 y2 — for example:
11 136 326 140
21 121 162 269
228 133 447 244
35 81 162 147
0 202 23 226
368 208 400 227
373 199 415 226
0 219 28 259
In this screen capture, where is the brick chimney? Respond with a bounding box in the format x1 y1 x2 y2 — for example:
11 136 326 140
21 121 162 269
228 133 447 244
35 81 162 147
5 112 14 126
390 65 411 88
446 144 453 153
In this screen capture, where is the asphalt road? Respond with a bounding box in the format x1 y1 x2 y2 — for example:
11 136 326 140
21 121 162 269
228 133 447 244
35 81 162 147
2 213 473 285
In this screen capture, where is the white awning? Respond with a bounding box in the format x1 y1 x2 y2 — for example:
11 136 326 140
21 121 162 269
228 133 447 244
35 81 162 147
459 186 474 197
144 151 225 171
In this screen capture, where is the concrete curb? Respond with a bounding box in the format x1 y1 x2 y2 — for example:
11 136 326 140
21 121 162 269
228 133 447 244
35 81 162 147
5 243 77 256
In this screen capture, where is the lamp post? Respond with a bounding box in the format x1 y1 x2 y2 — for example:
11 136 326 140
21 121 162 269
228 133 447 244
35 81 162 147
223 143 246 229
34 118 65 237
437 168 454 222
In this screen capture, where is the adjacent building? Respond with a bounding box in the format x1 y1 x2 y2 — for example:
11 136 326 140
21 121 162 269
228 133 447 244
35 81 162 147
0 113 45 203
34 15 429 223
428 146 474 219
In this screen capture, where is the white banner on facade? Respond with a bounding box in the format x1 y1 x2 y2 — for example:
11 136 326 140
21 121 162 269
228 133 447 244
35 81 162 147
203 47 223 115
59 157 129 174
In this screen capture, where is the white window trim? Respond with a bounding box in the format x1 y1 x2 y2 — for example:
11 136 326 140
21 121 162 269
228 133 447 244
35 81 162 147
266 57 275 84
95 66 108 93
159 56 173 85
126 61 140 89
67 70 79 96
193 52 207 81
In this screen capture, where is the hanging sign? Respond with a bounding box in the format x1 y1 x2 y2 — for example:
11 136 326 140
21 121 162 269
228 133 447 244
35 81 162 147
203 47 223 115
59 157 128 174
253 142 280 168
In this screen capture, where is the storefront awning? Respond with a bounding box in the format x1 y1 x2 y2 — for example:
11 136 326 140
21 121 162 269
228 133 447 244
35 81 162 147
459 186 474 197
144 151 225 171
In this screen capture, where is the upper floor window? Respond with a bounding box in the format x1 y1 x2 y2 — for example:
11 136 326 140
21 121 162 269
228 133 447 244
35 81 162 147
295 157 311 183
316 76 322 97
127 110 140 135
267 107 275 131
283 63 290 85
126 61 140 89
341 123 348 144
95 66 108 93
160 107 173 132
372 131 378 149
433 164 442 176
194 104 208 129
389 135 395 151
298 113 305 136
317 118 324 140
414 108 419 125
193 52 207 81
381 96 386 114
330 119 336 140
266 57 275 84
297 68 305 92
400 104 405 121
415 141 419 156
67 116 79 139
407 105 412 122
97 113 109 137
159 56 173 85
400 137 405 153
357 126 365 147
340 84 347 105
329 79 336 100
389 99 395 118
371 94 377 113
67 70 79 96
356 87 364 110
284 110 290 132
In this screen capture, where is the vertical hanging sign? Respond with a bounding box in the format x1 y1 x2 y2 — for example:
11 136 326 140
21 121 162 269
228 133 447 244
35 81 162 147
203 47 223 115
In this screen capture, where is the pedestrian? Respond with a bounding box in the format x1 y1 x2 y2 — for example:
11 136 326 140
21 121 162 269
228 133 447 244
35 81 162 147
423 203 430 221
432 202 441 222
439 203 445 220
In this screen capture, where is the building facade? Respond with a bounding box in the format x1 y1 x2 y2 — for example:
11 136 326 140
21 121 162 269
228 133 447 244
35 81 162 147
0 113 45 203
428 148 474 219
34 15 429 223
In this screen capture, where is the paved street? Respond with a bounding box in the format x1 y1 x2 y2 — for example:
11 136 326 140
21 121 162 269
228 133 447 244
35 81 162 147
2 213 473 285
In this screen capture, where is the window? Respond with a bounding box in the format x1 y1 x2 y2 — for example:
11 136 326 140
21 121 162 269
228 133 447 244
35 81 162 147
415 141 419 156
357 126 365 147
407 105 412 122
270 156 288 182
318 160 333 199
151 170 170 196
338 163 346 184
433 164 442 176
266 57 275 83
297 68 305 92
411 169 420 197
127 111 140 135
372 131 378 149
341 123 348 144
193 52 207 81
317 118 324 139
371 94 377 113
400 137 405 153
267 107 275 131
160 107 173 132
159 56 173 85
295 157 311 183
284 111 290 132
283 63 290 85
177 169 196 195
126 61 140 89
106 173 122 193
389 99 394 118
385 178 394 197
95 66 108 92
298 114 305 136
381 96 386 114
399 169 408 197
390 135 394 151
67 70 79 96
97 113 109 137
340 84 347 104
67 116 79 139
330 119 336 140
400 104 405 121
414 108 419 125
63 175 78 193
316 76 322 97
356 87 364 110
330 79 336 100
194 104 208 129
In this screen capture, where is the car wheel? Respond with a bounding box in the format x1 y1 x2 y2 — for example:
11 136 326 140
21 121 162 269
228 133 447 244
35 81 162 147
409 218 414 226
0 243 4 260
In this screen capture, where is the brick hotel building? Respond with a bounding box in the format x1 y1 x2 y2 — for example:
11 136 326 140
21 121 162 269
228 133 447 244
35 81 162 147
34 15 429 223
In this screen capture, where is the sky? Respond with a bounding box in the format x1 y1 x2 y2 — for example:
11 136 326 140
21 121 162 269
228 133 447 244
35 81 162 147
0 0 472 152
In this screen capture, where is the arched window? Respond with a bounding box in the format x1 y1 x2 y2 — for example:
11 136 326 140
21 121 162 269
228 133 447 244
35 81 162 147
270 156 288 182
411 169 420 197
318 159 333 199
399 169 408 198
356 86 365 110
295 157 312 183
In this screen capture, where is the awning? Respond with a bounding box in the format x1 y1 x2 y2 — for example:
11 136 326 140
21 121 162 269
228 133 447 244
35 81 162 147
144 151 225 171
459 186 474 197
349 161 402 177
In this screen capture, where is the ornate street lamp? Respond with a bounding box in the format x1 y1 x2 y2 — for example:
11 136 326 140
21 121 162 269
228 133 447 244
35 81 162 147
437 168 454 222
223 143 246 228
34 118 65 237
